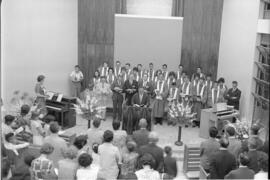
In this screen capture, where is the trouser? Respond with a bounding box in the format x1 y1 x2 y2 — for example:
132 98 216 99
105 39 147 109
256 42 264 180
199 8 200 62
71 82 81 97
155 117 163 125
112 94 123 121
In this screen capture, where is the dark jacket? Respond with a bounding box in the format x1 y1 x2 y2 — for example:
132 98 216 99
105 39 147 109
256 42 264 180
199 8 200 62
123 80 138 106
9 164 31 180
132 129 149 148
247 150 268 173
224 166 255 179
209 149 237 179
164 155 177 178
225 88 241 110
131 92 150 107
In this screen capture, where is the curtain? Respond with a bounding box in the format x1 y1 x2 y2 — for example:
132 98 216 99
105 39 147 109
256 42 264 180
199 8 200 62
115 0 127 14
171 0 184 17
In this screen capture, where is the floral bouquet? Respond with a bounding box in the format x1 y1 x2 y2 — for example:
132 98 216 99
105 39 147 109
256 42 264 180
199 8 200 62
168 102 196 125
225 118 249 141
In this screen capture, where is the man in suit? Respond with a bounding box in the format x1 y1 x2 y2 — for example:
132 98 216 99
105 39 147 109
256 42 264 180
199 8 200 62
138 73 153 95
225 81 241 110
123 73 138 106
139 132 164 173
226 126 242 160
111 75 124 121
132 118 149 148
225 153 255 179
132 86 150 107
209 138 237 179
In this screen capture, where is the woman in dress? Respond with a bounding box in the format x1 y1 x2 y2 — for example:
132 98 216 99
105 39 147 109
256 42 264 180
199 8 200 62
30 111 45 145
89 70 100 91
35 75 48 114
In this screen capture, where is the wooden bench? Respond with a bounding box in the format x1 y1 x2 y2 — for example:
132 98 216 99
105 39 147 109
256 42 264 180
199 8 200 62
183 144 201 179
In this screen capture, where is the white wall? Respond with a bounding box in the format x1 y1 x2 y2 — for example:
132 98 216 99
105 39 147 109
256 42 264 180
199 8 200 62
217 0 260 120
1 0 77 103
114 14 183 71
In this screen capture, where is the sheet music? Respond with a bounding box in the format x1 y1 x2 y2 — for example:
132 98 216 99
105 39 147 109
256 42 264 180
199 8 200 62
56 94 63 102
46 91 54 100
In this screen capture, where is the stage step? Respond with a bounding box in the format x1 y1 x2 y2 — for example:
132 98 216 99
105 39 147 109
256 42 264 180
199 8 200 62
183 144 200 179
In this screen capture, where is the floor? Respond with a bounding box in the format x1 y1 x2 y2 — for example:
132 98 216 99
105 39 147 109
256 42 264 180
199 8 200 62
63 115 206 179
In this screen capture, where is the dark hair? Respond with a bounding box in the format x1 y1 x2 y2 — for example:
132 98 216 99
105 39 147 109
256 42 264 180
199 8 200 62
93 118 101 128
94 70 100 78
140 153 155 168
126 141 136 152
149 62 153 65
116 60 120 64
37 75 45 82
164 146 172 155
133 67 138 72
137 64 142 67
4 115 15 125
31 111 40 120
112 120 121 130
49 122 59 134
125 63 130 66
168 71 176 78
73 135 88 150
250 124 260 135
179 64 183 67
103 130 113 143
5 133 14 142
121 67 126 72
209 127 218 138
239 153 250 166
219 138 229 148
40 143 54 155
218 77 225 83
108 67 114 73
197 66 202 70
92 143 99 154
232 81 238 84
78 153 93 168
75 65 80 69
21 104 30 116
258 153 268 172
162 64 167 68
44 115 55 124
24 155 35 166
226 126 236 136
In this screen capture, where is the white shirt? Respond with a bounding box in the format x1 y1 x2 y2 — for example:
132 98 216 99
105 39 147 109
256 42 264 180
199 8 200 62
254 171 268 180
135 168 160 180
76 166 98 180
4 142 29 155
70 71 83 82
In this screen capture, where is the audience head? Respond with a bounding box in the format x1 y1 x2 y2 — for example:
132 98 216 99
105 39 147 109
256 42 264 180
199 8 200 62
140 153 155 169
44 114 55 124
258 153 268 172
226 126 236 137
238 153 250 166
164 146 172 156
121 67 126 73
213 81 218 88
209 126 218 138
73 135 88 150
250 123 260 135
248 137 258 150
37 75 45 83
4 115 15 125
92 118 101 128
126 141 137 153
24 155 35 167
158 73 164 80
148 132 159 144
5 133 15 143
40 143 54 155
63 146 78 160
219 137 229 148
92 143 99 154
49 122 60 134
139 118 147 129
112 120 121 131
199 77 205 83
20 104 30 116
94 70 100 78
232 81 238 88
78 153 93 168
103 130 114 143
133 67 139 73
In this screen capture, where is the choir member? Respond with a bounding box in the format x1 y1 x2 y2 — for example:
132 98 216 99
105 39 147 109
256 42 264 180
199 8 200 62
137 64 144 79
162 64 169 80
152 73 168 125
147 62 155 82
217 77 227 103
176 64 183 80
191 75 200 100
192 66 205 80
70 65 84 97
111 75 124 121
125 63 132 75
114 60 122 77
133 67 140 82
120 67 128 82
138 73 153 95
167 82 180 112
89 70 100 90
99 62 109 77
107 68 115 85
123 73 138 106
132 86 150 108
167 72 177 89
180 76 192 97
225 81 241 110
35 75 48 114
207 81 225 107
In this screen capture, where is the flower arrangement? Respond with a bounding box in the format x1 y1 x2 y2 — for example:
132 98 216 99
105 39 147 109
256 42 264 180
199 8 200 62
226 118 249 140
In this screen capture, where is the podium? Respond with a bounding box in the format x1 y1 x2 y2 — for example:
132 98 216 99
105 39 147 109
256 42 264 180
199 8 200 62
199 104 239 139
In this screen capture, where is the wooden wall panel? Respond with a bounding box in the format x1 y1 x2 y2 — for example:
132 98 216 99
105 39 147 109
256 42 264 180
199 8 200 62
78 0 120 88
181 0 223 80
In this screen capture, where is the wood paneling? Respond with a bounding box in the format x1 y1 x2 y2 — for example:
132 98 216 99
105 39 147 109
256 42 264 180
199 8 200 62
181 0 223 80
78 0 123 88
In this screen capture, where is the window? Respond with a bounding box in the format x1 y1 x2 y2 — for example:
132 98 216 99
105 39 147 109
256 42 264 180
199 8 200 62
264 1 270 19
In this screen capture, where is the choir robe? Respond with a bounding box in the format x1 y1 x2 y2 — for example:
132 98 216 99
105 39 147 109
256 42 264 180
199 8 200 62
134 73 140 82
114 66 122 76
138 70 144 80
193 82 207 122
167 87 180 102
123 80 138 106
166 78 177 90
181 82 192 97
99 66 109 77
191 80 199 99
207 88 226 107
176 71 183 80
162 71 169 80
176 76 184 89
147 69 156 82
107 74 115 85
205 80 213 107
152 80 168 118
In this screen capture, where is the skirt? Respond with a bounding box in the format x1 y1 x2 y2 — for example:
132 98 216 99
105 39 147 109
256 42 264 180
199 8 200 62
152 99 165 118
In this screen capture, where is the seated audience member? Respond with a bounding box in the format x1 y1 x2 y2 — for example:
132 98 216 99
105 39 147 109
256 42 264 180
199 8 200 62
132 86 150 107
91 143 100 173
242 124 264 152
73 135 88 156
2 115 15 141
225 81 241 110
163 146 177 178
43 115 56 137
98 130 121 180
262 138 269 155
254 153 269 180
43 122 67 168
31 143 57 180
135 153 160 180
120 141 139 179
209 138 237 179
4 133 30 156
86 118 103 152
247 137 268 173
15 104 31 131
58 146 78 180
76 153 97 180
139 132 164 173
132 119 149 148
226 126 242 160
200 126 220 173
225 153 255 179
9 154 35 180
30 111 44 145
112 120 127 153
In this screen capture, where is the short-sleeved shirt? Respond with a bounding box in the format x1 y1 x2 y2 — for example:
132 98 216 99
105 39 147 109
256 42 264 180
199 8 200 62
70 71 83 82
31 156 53 180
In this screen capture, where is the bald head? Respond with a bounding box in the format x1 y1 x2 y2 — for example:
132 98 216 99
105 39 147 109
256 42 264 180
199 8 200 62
139 118 147 129
148 132 159 144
